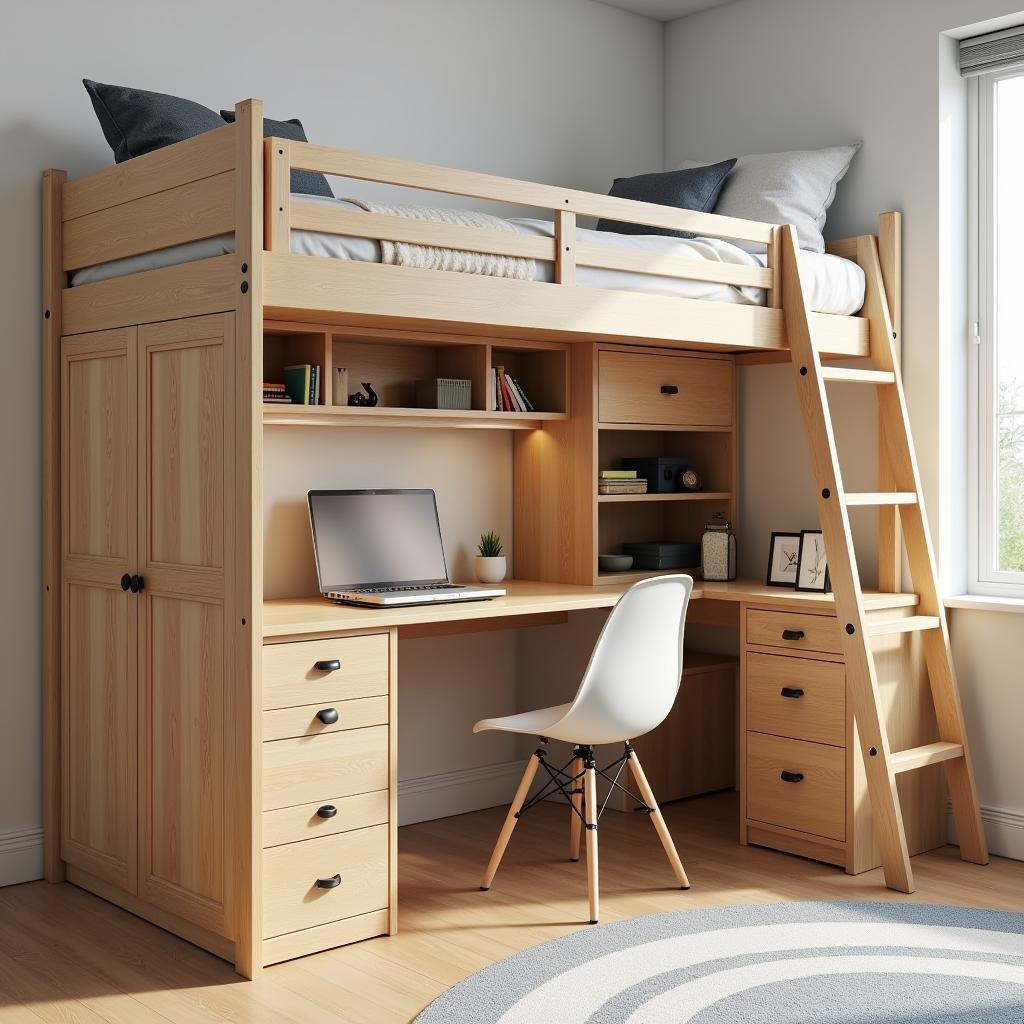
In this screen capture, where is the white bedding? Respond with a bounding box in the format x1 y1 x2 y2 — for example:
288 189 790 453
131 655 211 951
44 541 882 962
69 195 865 315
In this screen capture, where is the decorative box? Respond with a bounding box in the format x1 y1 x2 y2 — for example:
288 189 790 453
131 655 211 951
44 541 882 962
621 457 690 493
622 541 700 570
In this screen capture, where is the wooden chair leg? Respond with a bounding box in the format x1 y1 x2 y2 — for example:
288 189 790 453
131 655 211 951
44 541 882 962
628 749 690 890
480 752 541 890
569 755 584 862
584 762 599 923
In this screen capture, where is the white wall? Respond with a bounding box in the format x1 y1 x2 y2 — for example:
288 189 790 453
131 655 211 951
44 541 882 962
0 0 664 884
665 0 1024 858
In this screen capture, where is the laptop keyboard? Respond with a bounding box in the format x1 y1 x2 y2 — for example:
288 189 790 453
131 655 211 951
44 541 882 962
347 584 464 594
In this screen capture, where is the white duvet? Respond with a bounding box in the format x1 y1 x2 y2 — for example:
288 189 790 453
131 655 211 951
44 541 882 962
70 195 865 315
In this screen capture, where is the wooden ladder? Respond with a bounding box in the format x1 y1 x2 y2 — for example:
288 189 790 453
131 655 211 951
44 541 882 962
778 223 989 893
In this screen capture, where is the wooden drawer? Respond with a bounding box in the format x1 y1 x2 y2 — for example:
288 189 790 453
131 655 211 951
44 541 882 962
746 609 843 656
263 790 389 848
263 634 389 710
263 725 389 811
745 732 845 841
598 350 732 427
263 824 388 938
746 652 845 747
262 696 389 742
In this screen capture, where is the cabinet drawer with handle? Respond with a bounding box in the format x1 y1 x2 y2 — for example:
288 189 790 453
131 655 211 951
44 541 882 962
262 695 389 742
263 634 389 710
262 790 389 848
746 652 845 747
262 823 388 938
598 350 732 427
745 731 846 841
746 609 843 656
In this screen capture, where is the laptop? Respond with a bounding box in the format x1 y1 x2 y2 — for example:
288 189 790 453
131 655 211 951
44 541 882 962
308 489 507 607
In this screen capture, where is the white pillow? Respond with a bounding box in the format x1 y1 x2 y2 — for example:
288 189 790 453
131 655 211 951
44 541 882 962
682 144 860 253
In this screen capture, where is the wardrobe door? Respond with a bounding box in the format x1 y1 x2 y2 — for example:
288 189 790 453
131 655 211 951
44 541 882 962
61 327 138 892
137 313 235 938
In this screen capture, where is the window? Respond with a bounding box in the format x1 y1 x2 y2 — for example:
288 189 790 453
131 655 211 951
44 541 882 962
970 67 1024 598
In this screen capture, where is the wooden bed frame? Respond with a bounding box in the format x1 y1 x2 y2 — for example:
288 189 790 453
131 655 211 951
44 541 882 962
42 99 908 977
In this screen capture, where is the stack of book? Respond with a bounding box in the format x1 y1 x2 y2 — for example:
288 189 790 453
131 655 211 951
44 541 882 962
280 364 322 406
262 382 292 404
492 365 535 413
598 469 648 495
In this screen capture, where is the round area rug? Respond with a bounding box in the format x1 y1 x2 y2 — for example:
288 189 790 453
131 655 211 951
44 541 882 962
413 902 1024 1023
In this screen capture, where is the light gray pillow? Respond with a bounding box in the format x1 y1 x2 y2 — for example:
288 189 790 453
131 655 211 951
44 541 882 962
682 144 860 253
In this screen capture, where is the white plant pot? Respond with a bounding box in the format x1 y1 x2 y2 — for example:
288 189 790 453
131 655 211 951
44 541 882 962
475 555 507 584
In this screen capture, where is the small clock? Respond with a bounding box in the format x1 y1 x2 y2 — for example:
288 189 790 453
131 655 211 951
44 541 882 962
679 468 702 492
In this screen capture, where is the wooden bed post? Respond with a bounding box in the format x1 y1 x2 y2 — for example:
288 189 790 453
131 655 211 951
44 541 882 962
766 225 783 308
231 98 264 979
264 137 291 252
875 211 903 592
42 168 67 883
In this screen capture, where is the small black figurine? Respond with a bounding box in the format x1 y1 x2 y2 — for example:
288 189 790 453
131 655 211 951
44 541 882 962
348 383 379 407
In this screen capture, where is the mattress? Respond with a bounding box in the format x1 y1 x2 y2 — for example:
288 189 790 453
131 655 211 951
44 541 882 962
69 195 865 316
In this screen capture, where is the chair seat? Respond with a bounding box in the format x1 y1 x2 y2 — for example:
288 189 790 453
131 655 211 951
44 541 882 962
473 703 572 738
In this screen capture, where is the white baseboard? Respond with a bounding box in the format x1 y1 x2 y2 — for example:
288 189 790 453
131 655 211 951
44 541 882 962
0 826 44 887
948 802 1024 862
398 759 526 826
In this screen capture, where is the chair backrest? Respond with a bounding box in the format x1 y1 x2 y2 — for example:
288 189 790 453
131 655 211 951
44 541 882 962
555 575 693 745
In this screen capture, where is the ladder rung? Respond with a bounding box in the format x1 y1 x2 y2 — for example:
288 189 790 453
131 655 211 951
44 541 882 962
866 615 941 636
890 741 964 774
820 368 896 384
844 492 918 506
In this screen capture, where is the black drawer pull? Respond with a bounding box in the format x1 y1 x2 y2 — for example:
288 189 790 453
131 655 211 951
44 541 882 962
315 874 342 889
660 384 679 395
314 659 341 672
316 707 339 725
780 770 804 784
129 574 145 594
316 805 337 819
782 629 805 641
120 573 132 591
780 687 805 699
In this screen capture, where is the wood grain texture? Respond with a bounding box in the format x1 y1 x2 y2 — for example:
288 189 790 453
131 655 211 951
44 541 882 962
745 608 843 656
262 634 390 708
262 697 389 742
262 791 389 849
2 791 1018 1021
745 652 846 747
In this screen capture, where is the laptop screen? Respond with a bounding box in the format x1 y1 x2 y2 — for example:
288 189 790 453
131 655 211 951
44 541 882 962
308 489 450 591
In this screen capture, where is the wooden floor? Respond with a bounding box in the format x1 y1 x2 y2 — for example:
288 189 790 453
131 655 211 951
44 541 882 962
2 792 1022 1023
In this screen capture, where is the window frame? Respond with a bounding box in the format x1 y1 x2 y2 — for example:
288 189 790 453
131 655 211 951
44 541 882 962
969 66 1024 598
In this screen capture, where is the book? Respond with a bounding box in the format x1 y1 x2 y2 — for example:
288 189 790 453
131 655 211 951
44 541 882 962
283 364 311 406
309 364 321 406
598 480 647 494
506 373 534 412
599 470 638 480
496 366 518 412
263 396 294 404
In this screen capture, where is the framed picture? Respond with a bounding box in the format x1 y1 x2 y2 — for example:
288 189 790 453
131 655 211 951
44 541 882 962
766 532 801 587
796 529 831 593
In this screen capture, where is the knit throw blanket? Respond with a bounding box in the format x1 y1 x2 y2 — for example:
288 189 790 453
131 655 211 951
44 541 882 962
345 199 535 280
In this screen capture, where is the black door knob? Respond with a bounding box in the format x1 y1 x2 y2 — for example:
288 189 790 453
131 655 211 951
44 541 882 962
120 573 132 591
314 659 341 672
315 874 342 889
316 805 337 819
782 629 805 641
660 384 679 395
780 770 805 784
129 574 145 594
780 687 805 699
316 707 339 725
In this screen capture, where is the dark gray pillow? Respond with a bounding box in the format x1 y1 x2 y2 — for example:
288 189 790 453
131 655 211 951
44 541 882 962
221 111 333 198
596 159 737 239
83 79 224 163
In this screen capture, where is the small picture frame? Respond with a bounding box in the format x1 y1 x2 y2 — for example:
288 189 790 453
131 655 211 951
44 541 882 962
796 529 831 593
766 532 801 588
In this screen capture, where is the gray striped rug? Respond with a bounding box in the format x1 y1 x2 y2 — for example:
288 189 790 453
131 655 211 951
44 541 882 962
414 901 1024 1023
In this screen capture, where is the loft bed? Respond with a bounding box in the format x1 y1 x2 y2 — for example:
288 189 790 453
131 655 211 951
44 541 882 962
51 101 897 364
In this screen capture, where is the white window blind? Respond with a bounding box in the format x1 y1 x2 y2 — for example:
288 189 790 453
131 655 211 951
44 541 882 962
961 26 1024 77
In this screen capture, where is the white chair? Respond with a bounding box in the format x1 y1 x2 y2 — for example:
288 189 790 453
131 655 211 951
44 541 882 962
474 574 694 923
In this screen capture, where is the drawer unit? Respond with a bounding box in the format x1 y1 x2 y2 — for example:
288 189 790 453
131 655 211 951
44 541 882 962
262 696 389 742
745 732 846 842
263 791 389 848
746 609 843 656
263 824 389 938
262 725 389 810
598 350 733 427
263 634 389 710
746 652 845 747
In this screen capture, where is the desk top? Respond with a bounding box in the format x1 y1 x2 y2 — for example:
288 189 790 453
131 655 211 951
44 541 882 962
262 578 918 639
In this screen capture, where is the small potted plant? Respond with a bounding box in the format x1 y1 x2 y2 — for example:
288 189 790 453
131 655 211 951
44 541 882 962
475 531 507 584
